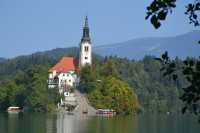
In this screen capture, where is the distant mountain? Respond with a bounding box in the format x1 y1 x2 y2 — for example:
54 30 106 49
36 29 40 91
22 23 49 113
0 57 6 63
94 30 200 59
1 31 199 61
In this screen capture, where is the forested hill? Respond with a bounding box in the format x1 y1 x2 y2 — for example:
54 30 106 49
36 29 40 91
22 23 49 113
94 30 200 59
33 47 79 60
0 47 102 80
0 47 78 79
0 46 188 112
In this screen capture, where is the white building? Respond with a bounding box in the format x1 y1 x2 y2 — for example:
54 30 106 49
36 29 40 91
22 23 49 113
48 16 92 106
48 57 79 91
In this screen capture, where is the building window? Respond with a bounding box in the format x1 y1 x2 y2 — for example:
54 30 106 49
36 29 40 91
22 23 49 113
69 80 71 82
84 46 89 52
85 57 88 59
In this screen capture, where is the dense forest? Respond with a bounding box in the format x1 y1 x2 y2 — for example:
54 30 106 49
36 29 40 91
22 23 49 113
90 56 189 113
0 47 190 113
79 62 139 114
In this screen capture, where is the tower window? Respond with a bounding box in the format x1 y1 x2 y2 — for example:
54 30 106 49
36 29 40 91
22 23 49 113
85 57 88 59
84 46 89 52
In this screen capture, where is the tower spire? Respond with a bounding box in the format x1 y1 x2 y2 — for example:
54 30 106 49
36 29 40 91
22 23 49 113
79 16 92 67
84 16 89 28
81 16 91 43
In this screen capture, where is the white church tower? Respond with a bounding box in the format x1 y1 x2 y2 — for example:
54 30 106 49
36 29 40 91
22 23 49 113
79 16 92 67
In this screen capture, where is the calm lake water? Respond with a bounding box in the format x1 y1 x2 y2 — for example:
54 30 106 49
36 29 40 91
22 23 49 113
0 112 200 133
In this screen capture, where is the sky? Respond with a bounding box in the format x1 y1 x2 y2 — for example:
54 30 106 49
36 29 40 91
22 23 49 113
0 0 198 58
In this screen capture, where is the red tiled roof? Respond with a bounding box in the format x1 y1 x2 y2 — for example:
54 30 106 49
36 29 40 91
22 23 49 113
49 57 78 73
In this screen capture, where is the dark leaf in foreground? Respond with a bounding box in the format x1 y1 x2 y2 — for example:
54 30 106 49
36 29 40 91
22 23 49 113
182 106 187 114
158 10 168 20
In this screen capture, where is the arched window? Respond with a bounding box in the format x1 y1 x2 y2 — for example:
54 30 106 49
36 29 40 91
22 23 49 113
84 46 89 52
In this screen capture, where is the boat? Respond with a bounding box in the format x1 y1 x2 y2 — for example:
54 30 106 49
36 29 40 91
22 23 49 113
7 107 22 114
96 109 116 117
82 108 88 114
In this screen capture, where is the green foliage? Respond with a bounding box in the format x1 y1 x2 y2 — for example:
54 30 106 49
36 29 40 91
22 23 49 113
99 56 183 113
0 65 60 112
158 53 200 121
0 51 189 114
0 80 25 110
79 65 98 93
146 0 200 120
185 1 200 26
25 65 49 111
0 47 80 112
0 47 81 81
146 0 200 43
181 58 200 117
101 59 118 78
146 0 176 29
88 77 139 114
78 56 185 114
146 0 200 28
79 59 139 114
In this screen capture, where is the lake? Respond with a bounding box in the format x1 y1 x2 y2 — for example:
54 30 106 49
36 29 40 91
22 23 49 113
0 112 199 133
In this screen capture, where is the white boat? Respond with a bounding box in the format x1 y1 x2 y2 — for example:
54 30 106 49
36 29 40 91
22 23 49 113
7 106 22 114
96 109 116 117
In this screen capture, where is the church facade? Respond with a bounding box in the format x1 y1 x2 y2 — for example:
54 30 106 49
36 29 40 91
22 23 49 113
47 16 92 95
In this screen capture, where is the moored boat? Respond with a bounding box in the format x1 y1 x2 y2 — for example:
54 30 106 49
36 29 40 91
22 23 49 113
82 108 88 114
7 107 22 114
96 109 116 117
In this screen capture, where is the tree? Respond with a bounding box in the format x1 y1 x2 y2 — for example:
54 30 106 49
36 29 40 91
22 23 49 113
79 65 97 93
156 52 200 121
88 76 140 114
25 65 51 112
0 73 26 110
146 0 200 30
0 64 59 112
101 59 119 78
105 77 139 114
146 0 200 121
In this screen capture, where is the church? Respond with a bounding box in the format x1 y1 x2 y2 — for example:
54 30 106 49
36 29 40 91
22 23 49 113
48 16 92 95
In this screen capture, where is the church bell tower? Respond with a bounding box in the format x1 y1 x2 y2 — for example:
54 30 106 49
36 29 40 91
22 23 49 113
79 16 92 67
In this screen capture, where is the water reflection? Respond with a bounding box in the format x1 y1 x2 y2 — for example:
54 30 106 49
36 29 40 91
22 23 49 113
0 112 200 133
85 116 138 133
55 114 89 133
